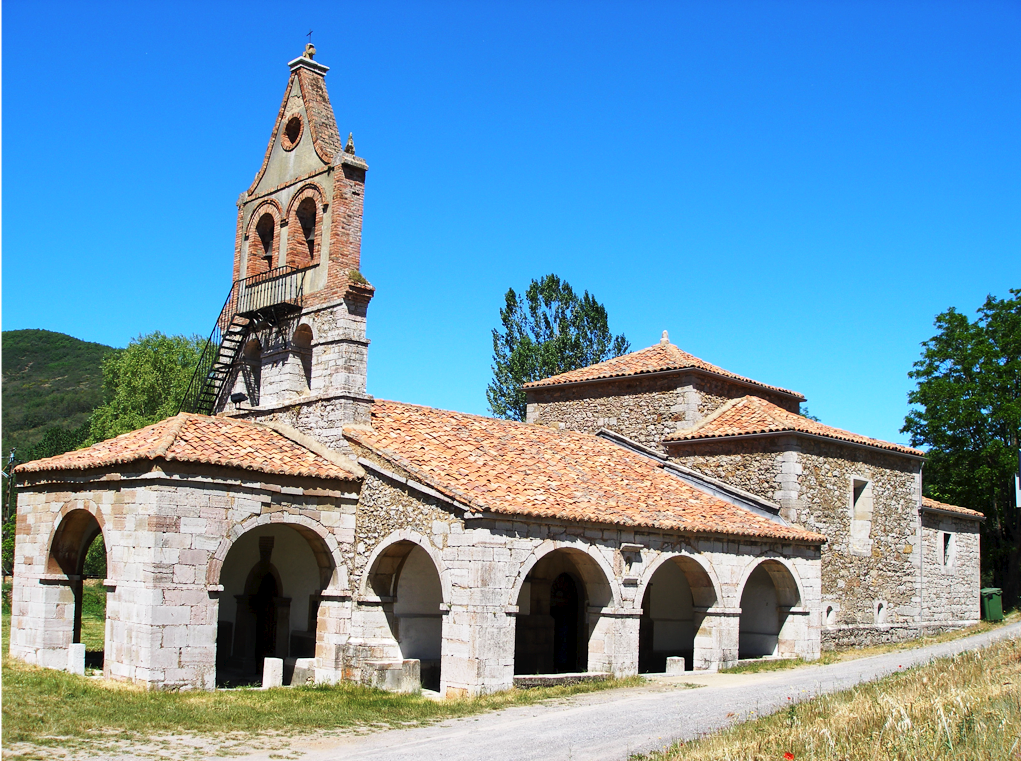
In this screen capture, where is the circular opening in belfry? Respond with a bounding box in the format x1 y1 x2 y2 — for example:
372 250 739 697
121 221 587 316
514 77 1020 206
284 116 302 146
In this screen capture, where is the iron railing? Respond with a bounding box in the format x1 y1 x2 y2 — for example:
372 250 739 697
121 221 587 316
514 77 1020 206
180 265 310 415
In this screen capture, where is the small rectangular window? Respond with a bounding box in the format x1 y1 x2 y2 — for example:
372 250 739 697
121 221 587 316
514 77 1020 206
941 532 956 567
850 478 873 554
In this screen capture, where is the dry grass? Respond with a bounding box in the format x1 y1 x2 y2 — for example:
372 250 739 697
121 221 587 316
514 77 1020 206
646 636 1021 761
721 611 1020 674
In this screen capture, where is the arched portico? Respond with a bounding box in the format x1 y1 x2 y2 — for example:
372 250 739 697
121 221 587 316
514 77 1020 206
511 544 617 676
636 554 719 672
214 518 340 686
737 558 803 659
358 533 447 692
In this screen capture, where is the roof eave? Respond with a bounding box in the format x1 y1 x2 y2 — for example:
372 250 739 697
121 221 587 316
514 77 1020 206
920 504 986 522
664 430 925 460
525 366 804 401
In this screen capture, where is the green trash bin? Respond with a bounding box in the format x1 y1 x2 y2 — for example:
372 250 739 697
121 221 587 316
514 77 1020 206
981 588 1003 622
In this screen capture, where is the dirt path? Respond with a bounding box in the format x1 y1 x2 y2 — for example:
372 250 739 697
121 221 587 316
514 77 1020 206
242 620 1021 761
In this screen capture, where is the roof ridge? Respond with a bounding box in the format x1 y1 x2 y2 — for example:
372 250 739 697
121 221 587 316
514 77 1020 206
681 395 746 436
344 429 483 510
259 419 364 478
151 413 189 459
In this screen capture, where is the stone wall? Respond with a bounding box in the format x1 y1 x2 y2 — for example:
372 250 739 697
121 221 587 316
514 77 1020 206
667 438 789 506
10 464 358 690
920 510 981 623
670 436 926 632
526 374 685 450
796 440 922 628
527 372 800 452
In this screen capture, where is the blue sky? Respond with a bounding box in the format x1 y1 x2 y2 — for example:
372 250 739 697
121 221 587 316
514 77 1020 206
3 1 1019 446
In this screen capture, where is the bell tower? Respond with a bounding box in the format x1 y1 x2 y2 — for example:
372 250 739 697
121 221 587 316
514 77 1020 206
184 45 374 448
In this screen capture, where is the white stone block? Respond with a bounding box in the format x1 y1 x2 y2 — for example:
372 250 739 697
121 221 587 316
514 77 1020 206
67 643 86 675
665 656 686 674
262 657 284 689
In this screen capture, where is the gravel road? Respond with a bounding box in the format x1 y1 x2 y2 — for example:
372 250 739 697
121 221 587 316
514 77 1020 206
246 620 1021 761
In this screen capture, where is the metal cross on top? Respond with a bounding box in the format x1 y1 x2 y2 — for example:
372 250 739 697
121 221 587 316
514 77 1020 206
306 29 313 43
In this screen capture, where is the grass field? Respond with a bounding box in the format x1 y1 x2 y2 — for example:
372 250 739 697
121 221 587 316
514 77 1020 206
644 636 1021 761
1 603 641 759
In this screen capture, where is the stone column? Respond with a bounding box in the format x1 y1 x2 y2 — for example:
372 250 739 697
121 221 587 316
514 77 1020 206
441 603 516 697
592 608 641 676
314 596 352 684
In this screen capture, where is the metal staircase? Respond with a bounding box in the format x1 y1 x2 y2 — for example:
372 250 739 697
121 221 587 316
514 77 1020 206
180 265 309 415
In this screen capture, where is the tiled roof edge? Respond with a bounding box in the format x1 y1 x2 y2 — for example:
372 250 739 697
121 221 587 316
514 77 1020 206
525 364 805 400
259 420 363 479
666 429 925 459
343 431 485 511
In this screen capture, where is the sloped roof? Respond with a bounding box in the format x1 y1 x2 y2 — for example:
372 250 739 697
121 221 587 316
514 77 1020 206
921 496 985 520
344 400 825 543
523 339 803 399
665 395 924 457
16 413 360 481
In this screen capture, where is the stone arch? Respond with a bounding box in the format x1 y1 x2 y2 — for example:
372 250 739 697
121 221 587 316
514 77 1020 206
47 501 105 577
508 539 620 610
46 503 109 666
635 552 721 673
207 512 347 593
357 530 450 604
510 539 618 676
735 556 803 609
634 552 722 611
736 557 803 659
285 183 326 269
245 199 282 277
211 513 346 686
357 531 448 692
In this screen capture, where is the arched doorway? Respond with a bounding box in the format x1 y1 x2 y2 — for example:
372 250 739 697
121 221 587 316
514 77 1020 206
364 540 445 692
638 556 717 673
216 524 335 687
47 509 108 671
738 560 801 659
513 549 613 675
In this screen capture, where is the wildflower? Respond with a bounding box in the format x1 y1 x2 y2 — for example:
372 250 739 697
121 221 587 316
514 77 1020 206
784 753 795 760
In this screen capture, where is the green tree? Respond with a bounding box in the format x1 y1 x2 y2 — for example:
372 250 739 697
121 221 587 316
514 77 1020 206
89 332 204 443
487 274 630 421
902 288 1021 608
2 421 93 575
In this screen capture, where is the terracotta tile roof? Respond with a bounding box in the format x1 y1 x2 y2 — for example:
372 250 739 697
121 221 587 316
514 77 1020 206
523 338 804 399
15 413 360 481
344 400 825 543
921 496 985 520
664 396 924 457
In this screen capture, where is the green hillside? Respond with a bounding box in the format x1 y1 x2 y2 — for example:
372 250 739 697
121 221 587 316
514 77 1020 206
2 330 115 457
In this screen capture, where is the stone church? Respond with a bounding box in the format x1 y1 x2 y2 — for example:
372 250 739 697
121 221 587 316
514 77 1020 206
10 47 982 696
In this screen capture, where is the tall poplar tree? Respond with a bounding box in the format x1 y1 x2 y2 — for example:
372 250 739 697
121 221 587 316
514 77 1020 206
902 288 1021 608
487 274 630 421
